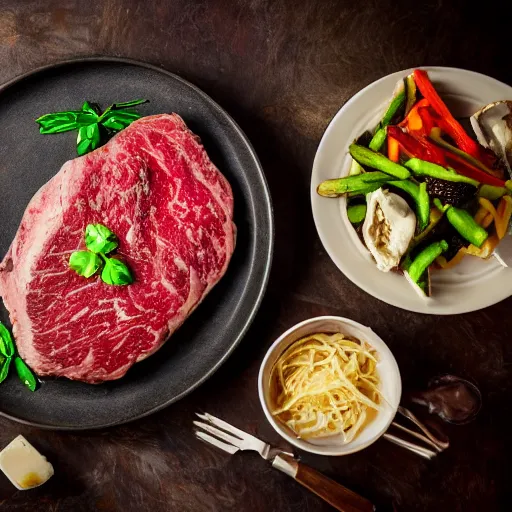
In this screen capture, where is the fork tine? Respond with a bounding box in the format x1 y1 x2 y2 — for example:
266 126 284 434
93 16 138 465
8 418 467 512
196 412 251 441
390 422 443 452
195 431 240 455
398 406 449 450
194 420 244 448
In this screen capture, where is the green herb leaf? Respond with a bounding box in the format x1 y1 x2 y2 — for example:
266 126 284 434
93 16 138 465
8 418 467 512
37 99 147 150
69 251 102 278
36 111 82 124
38 122 78 134
76 123 101 156
111 99 148 109
36 111 99 134
85 224 118 254
105 111 141 121
98 99 147 122
101 110 141 131
0 322 15 358
101 258 134 286
0 356 11 384
69 225 133 286
0 323 38 391
100 118 127 131
14 357 37 392
81 101 101 117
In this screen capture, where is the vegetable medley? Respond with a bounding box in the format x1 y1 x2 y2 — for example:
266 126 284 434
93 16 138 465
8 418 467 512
318 69 512 297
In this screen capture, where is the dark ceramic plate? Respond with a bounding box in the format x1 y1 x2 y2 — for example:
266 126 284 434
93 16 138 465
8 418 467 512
0 58 273 429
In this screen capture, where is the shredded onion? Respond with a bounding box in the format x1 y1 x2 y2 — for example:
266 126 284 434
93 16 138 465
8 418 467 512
270 332 382 443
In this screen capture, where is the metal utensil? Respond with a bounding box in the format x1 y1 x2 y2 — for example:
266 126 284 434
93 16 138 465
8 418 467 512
397 406 449 449
383 432 437 460
382 406 449 460
409 374 482 424
194 413 375 512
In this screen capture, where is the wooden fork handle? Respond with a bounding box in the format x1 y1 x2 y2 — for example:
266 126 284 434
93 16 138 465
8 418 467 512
272 454 375 512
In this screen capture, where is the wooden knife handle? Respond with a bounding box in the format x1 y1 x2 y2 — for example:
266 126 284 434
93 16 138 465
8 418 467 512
273 454 375 512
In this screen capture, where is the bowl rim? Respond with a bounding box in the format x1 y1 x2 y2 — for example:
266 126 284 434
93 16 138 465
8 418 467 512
257 315 401 456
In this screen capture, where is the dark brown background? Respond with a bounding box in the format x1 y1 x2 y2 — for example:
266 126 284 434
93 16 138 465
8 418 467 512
0 1 511 511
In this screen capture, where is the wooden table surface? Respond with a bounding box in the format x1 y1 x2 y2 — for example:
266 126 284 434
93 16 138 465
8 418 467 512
0 1 510 511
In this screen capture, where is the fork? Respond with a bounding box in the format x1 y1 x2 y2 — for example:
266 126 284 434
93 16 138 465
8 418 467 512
382 406 449 460
194 413 375 512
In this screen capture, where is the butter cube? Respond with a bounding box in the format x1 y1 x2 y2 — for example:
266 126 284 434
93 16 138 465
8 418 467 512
0 435 54 490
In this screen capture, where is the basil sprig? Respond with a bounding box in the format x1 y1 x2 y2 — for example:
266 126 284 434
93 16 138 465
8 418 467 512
69 251 102 278
101 257 134 286
76 123 101 155
0 355 10 383
0 321 38 391
36 99 147 156
0 322 15 359
14 357 38 392
85 224 119 253
69 224 133 286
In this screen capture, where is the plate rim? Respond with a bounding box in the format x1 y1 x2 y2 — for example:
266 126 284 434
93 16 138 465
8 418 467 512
311 66 512 315
0 57 274 430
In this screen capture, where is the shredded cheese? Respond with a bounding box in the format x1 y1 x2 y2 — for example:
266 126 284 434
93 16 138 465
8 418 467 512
270 333 382 443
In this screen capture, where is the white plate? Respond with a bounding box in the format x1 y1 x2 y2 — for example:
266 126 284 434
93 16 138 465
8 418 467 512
311 67 512 315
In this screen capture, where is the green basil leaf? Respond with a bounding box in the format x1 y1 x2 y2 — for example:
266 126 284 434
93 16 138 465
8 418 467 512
100 118 128 131
103 110 141 119
81 101 100 117
36 111 83 123
0 356 11 384
0 322 15 358
101 111 141 131
85 224 118 254
98 99 147 122
101 258 134 286
37 111 98 134
39 122 80 134
14 357 37 392
75 112 100 125
76 123 101 156
104 110 141 121
111 99 147 109
69 251 102 278
37 111 97 124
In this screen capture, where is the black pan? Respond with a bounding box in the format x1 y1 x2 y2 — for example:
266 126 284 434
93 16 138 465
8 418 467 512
0 58 273 429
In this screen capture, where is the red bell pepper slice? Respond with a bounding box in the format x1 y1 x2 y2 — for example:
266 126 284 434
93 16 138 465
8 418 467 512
399 98 429 129
388 136 399 162
417 107 436 138
428 108 502 174
407 108 423 132
399 99 436 137
413 70 486 160
389 124 505 185
387 126 446 166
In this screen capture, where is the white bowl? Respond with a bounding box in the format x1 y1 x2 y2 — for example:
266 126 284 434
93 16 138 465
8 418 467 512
258 316 401 456
311 67 512 314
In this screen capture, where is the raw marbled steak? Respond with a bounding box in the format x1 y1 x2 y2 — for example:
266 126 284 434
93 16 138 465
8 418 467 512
0 114 235 383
